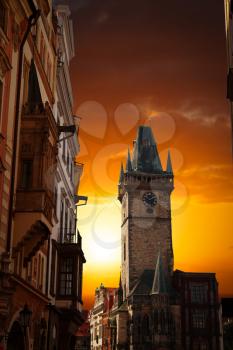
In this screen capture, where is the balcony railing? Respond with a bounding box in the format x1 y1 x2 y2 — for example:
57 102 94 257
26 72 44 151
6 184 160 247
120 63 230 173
59 228 82 245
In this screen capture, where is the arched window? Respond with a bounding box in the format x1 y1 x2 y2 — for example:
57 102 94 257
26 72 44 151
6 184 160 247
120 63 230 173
7 321 25 350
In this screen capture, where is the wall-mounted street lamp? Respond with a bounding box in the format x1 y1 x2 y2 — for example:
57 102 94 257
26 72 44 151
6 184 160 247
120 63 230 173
74 195 88 206
57 115 82 143
57 124 76 142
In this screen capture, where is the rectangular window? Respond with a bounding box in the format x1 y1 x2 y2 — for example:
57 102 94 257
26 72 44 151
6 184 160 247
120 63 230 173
70 161 73 181
39 256 44 290
60 201 64 239
67 150 70 172
59 257 73 295
21 159 33 188
54 186 57 216
192 310 205 329
0 1 7 32
62 139 66 160
191 284 207 303
99 325 102 339
50 241 56 295
23 59 30 104
64 208 68 232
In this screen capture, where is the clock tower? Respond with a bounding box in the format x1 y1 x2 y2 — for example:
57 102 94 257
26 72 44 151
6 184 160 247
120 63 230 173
118 126 174 299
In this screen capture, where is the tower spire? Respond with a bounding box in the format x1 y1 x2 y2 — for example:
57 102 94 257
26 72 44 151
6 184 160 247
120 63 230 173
126 148 133 172
151 251 169 295
119 162 124 184
166 150 173 174
132 126 163 173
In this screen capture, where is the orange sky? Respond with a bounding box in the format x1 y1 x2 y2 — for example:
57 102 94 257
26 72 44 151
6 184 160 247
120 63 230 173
64 0 233 309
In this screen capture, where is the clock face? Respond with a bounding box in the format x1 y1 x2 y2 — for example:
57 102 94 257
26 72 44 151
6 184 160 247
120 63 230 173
142 192 157 207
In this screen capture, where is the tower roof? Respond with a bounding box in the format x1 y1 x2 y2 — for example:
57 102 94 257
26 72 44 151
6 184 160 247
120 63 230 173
151 251 169 295
166 150 173 174
118 162 124 184
126 148 133 172
132 126 163 173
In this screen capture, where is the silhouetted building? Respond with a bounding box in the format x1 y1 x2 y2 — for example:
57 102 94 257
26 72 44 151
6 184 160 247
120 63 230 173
222 298 233 350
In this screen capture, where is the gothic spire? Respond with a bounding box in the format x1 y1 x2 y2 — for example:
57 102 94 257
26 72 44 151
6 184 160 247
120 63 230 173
119 162 124 184
151 251 169 295
132 126 163 173
126 148 133 172
166 150 173 174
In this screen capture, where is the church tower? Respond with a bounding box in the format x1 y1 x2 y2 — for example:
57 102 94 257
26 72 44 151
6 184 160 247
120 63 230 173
118 126 174 299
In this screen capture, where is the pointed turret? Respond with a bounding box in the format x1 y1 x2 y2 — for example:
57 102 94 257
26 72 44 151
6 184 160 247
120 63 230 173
151 251 169 295
126 148 133 172
132 126 163 173
166 150 173 174
116 274 123 306
119 162 124 184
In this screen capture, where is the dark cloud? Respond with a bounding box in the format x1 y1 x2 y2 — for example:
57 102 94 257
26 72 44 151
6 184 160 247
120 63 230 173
69 0 232 203
70 0 227 112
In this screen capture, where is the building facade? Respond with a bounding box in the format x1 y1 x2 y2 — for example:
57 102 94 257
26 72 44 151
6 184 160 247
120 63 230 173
90 284 117 350
224 0 233 153
0 1 86 349
90 126 223 350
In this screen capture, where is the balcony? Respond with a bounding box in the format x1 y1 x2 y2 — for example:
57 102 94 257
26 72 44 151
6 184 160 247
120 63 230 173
57 228 85 263
59 228 82 245
55 229 86 312
15 189 54 224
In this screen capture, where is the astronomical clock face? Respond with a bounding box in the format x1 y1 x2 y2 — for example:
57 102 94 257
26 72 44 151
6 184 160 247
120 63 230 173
142 191 157 207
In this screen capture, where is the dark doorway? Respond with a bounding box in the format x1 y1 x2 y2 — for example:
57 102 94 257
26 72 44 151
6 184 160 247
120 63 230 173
7 321 25 350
